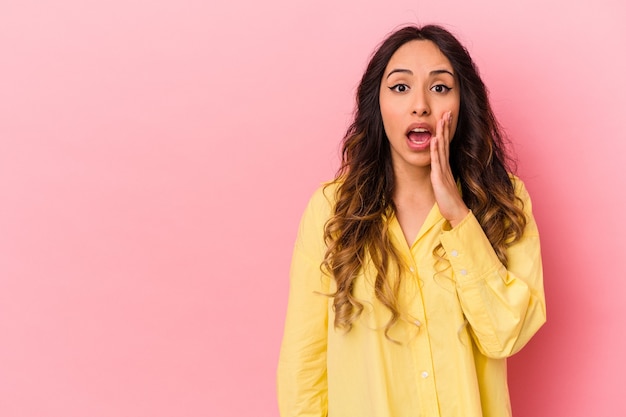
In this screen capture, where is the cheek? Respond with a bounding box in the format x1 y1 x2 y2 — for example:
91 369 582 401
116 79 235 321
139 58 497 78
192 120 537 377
379 103 396 134
380 100 405 124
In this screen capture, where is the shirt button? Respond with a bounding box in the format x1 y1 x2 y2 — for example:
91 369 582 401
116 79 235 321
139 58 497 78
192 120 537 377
409 266 415 273
414 320 421 326
450 250 458 257
460 269 467 276
421 371 429 379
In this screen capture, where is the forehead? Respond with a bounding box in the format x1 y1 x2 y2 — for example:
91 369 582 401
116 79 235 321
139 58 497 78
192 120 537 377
385 40 453 73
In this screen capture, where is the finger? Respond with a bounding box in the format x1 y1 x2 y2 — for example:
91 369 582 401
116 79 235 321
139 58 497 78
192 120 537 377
443 111 452 157
431 115 443 168
434 111 443 141
437 116 448 171
430 135 440 173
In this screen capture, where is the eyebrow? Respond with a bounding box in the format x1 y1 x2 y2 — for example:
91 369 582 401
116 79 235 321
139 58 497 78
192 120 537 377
386 68 455 79
386 68 413 78
431 69 455 77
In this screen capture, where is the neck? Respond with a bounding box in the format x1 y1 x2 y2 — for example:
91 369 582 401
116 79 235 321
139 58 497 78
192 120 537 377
391 165 436 245
392 165 434 205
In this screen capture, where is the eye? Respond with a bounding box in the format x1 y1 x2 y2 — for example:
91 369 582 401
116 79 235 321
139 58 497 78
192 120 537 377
431 84 451 93
389 84 410 93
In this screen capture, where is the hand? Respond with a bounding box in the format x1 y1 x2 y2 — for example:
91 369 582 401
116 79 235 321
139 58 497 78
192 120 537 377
430 111 469 228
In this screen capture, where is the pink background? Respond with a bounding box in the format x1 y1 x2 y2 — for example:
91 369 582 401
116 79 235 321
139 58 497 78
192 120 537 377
1 0 625 415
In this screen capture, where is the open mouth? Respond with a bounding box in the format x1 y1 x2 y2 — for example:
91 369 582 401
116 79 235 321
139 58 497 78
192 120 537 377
407 127 431 144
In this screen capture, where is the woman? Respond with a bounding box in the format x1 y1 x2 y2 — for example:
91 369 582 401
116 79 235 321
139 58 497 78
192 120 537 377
277 25 546 417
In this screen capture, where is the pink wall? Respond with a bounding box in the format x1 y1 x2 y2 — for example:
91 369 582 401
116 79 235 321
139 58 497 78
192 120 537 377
1 0 624 415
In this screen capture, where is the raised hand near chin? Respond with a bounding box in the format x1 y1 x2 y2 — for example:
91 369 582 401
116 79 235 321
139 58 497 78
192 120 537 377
430 110 469 228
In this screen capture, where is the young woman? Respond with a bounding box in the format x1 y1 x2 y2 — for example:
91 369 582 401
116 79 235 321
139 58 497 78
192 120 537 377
277 25 546 417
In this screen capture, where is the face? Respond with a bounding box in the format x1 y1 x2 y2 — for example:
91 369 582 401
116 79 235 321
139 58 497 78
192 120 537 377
379 40 461 174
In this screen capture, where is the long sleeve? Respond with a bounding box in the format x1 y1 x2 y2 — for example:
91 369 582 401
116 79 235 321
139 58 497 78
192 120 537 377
277 187 332 417
439 178 546 359
277 180 543 416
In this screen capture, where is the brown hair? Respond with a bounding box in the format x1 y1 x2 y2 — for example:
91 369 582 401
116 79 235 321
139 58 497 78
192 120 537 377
322 25 527 339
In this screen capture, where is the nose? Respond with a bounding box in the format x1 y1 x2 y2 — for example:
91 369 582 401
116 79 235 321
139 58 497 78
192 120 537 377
411 90 430 116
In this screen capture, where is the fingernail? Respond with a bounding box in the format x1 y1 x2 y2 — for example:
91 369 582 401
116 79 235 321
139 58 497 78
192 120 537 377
447 111 452 122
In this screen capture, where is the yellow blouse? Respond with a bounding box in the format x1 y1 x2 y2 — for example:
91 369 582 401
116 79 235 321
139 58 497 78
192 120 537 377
277 178 546 417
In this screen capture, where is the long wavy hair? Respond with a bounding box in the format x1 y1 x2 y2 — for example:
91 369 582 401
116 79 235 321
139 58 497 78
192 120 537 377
322 25 527 339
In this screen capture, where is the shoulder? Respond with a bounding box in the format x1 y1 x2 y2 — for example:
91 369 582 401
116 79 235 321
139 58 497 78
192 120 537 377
293 181 339 258
508 174 540 236
296 180 339 235
509 174 533 209
303 180 340 219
